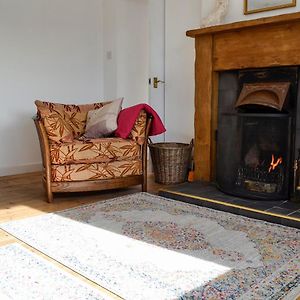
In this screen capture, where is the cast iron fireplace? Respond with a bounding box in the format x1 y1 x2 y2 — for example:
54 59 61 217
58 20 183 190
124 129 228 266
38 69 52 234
216 68 299 200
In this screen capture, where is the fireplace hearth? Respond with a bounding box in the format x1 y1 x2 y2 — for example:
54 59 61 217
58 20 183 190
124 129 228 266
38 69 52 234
164 13 300 226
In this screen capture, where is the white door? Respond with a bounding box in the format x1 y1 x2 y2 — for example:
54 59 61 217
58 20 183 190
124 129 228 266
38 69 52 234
148 0 201 144
148 0 165 143
164 0 201 143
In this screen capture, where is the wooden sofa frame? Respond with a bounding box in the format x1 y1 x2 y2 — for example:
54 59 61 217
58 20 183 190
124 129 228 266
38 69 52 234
34 115 152 203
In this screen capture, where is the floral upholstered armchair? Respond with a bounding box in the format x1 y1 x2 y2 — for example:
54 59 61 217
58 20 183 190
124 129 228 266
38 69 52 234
34 100 152 202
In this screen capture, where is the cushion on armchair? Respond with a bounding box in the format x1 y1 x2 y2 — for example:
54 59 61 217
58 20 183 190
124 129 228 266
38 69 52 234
35 100 116 143
83 98 123 139
49 137 141 165
51 160 142 182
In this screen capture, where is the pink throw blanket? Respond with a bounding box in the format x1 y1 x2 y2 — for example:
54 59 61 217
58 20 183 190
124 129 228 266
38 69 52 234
115 103 166 138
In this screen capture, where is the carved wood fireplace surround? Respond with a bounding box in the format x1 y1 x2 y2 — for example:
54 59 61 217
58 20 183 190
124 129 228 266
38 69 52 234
187 12 300 199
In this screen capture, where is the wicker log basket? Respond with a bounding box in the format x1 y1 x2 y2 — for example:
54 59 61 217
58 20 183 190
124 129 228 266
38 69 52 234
149 139 193 184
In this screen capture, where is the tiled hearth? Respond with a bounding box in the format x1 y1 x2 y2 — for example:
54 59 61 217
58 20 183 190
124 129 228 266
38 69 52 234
159 181 300 229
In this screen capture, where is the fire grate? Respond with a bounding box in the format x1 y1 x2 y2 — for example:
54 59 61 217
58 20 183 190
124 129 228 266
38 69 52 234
216 113 291 200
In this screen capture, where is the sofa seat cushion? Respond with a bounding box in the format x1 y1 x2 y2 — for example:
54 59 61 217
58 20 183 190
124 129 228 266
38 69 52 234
51 160 142 182
50 138 141 165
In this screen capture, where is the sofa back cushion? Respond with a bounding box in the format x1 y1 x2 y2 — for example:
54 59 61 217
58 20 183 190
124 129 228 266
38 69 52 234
35 100 112 143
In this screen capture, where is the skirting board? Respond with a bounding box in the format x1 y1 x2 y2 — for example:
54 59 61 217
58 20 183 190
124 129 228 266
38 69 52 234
0 163 42 177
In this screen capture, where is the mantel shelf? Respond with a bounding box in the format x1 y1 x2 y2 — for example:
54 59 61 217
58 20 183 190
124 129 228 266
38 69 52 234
186 12 300 37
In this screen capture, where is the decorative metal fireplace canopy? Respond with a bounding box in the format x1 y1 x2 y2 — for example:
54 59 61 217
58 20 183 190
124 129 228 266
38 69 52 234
235 82 291 111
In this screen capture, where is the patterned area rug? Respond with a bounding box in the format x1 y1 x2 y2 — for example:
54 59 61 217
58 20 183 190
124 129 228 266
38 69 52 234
0 243 110 300
1 193 299 300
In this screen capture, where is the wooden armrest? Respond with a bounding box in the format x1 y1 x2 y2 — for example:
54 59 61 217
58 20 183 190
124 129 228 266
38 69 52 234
33 115 51 168
129 110 151 142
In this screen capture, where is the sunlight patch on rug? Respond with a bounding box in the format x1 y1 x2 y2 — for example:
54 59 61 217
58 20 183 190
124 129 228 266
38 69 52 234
1 193 299 299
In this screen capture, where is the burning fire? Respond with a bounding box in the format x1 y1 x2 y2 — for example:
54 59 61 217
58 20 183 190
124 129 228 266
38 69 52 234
268 154 283 173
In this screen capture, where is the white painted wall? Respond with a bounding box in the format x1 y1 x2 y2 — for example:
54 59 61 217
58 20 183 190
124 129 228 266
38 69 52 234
201 0 300 24
3 0 299 176
0 0 150 176
164 0 201 143
168 0 300 145
163 0 300 144
0 0 104 176
103 0 149 108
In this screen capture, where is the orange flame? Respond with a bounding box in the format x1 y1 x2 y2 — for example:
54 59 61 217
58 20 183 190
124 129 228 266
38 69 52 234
268 154 283 173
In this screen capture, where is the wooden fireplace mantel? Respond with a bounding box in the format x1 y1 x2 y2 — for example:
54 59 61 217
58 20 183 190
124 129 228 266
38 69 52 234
187 12 300 181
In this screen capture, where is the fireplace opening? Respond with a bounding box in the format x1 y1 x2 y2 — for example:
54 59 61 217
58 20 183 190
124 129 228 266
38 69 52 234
225 114 291 199
216 67 299 200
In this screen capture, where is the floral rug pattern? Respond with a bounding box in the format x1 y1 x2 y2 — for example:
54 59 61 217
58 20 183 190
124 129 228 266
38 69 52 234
1 193 299 299
0 243 110 300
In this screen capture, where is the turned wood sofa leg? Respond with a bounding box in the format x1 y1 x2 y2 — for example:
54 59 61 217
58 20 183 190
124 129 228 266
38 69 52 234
44 178 53 203
142 179 147 192
46 189 53 203
43 173 53 203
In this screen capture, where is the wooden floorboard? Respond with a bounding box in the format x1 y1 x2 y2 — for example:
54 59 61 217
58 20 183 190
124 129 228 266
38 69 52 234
0 171 166 299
